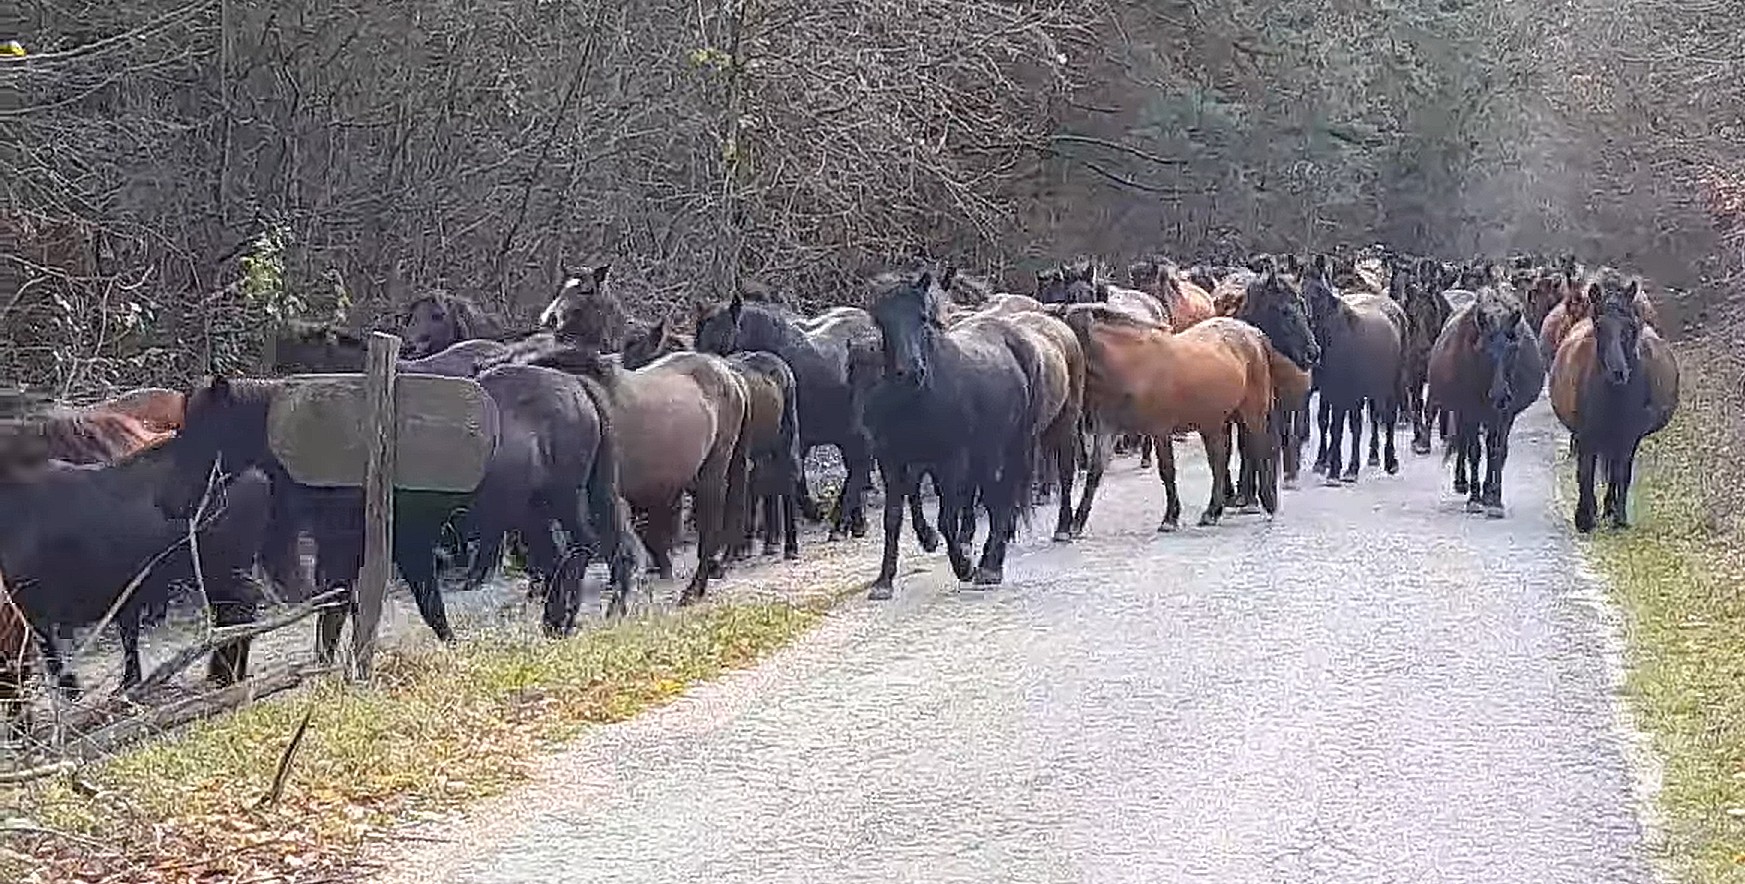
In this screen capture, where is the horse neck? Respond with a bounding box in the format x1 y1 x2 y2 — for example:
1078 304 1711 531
742 308 807 352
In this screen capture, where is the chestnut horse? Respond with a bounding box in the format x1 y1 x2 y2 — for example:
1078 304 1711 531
1059 306 1276 532
88 387 186 433
1128 258 1217 330
1550 272 1679 531
1540 269 1662 365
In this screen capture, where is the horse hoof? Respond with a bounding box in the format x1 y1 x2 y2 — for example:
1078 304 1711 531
1575 509 1596 533
1282 476 1300 490
1453 480 1468 495
1412 441 1432 455
676 592 701 607
1051 530 1071 542
706 561 726 580
918 532 941 553
1323 475 1343 487
658 567 675 581
1465 499 1485 514
1609 516 1630 530
827 530 844 542
1156 520 1179 533
1367 455 1381 467
850 524 868 539
1339 471 1358 484
867 582 894 601
1198 514 1221 527
971 568 1003 586
1485 504 1507 520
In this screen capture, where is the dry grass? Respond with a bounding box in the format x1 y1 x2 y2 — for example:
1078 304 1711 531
1567 339 1745 882
0 598 828 882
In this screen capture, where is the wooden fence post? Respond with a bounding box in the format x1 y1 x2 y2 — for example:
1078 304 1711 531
350 332 399 680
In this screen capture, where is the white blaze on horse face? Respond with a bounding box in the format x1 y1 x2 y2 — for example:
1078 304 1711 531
539 278 580 329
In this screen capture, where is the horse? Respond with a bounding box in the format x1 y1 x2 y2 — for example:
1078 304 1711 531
1540 269 1662 367
399 337 514 378
87 387 186 433
1211 270 1257 316
861 271 1043 598
620 321 806 563
0 433 273 700
520 343 750 605
399 291 507 359
460 363 640 630
165 377 478 656
1128 258 1217 330
995 308 1085 542
1062 267 1173 467
1427 286 1546 517
1230 271 1321 498
537 264 636 354
1550 272 1680 532
1058 305 1275 533
692 293 879 541
1301 258 1407 484
1393 258 1454 454
0 409 172 479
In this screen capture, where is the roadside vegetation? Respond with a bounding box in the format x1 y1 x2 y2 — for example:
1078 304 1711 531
1568 336 1745 883
1 598 830 882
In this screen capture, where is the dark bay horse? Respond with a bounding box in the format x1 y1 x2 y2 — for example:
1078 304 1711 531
1231 271 1321 498
1302 260 1407 484
693 293 880 540
537 264 636 354
1059 305 1276 532
399 291 507 359
1427 287 1546 517
862 272 1043 597
1391 258 1454 454
1550 273 1680 531
461 363 640 629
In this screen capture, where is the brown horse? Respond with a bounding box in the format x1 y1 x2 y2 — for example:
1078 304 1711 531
1063 269 1174 467
1541 269 1661 365
537 264 636 353
1392 259 1454 454
0 410 173 480
1212 271 1257 316
88 387 186 433
1059 306 1276 532
1550 272 1680 531
997 308 1086 541
1129 258 1217 330
527 346 751 604
621 321 805 562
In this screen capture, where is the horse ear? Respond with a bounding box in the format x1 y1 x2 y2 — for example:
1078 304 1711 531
206 375 232 403
916 271 933 292
728 291 744 320
1624 278 1641 299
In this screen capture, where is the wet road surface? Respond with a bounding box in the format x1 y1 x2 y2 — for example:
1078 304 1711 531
376 399 1654 883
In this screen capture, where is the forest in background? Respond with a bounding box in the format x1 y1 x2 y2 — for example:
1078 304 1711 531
3 0 1742 398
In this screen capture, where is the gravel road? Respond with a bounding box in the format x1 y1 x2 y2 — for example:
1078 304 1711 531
368 397 1655 882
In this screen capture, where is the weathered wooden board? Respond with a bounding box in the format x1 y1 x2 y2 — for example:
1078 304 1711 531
267 372 497 491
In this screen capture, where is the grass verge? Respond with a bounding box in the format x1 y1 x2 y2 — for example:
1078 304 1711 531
1 597 829 883
1565 342 1745 883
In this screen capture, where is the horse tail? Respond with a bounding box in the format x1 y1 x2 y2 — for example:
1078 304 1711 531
1007 329 1049 532
778 365 804 487
577 375 644 597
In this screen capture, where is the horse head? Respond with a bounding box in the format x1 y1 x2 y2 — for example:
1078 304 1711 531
539 265 629 351
401 291 501 359
869 271 942 389
1241 272 1321 370
1034 266 1068 304
693 292 747 355
161 375 273 518
1593 274 1645 386
623 318 693 370
1472 291 1526 412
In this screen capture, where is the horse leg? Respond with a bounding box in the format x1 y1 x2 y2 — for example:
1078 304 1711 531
1280 397 1303 489
36 627 78 700
1608 439 1642 529
1313 396 1331 474
1230 422 1257 511
760 492 780 556
1483 421 1510 518
118 605 144 690
1342 404 1363 483
1462 424 1485 512
395 519 453 643
1051 426 1078 542
1322 404 1345 486
1155 436 1184 531
869 460 917 599
958 483 979 546
1452 424 1470 495
1574 440 1600 533
1366 399 1382 468
1070 428 1112 537
206 594 259 686
640 501 678 580
909 470 941 552
781 494 801 560
1139 435 1154 470
973 451 1024 585
844 442 873 539
1381 397 1401 474
1199 427 1232 526
1253 410 1281 515
1410 381 1433 455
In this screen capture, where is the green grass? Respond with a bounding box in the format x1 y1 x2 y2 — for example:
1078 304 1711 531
2 598 828 882
1565 366 1745 882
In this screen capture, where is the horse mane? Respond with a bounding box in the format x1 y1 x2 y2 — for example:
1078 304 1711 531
521 341 621 387
1064 303 1170 332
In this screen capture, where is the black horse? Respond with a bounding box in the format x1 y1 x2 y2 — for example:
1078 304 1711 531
164 377 476 658
0 438 273 699
861 271 1042 598
399 291 507 359
1428 286 1546 517
1302 256 1408 484
1230 271 1321 504
693 294 881 541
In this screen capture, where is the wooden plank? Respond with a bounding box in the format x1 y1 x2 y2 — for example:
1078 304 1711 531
266 372 496 492
351 332 398 680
